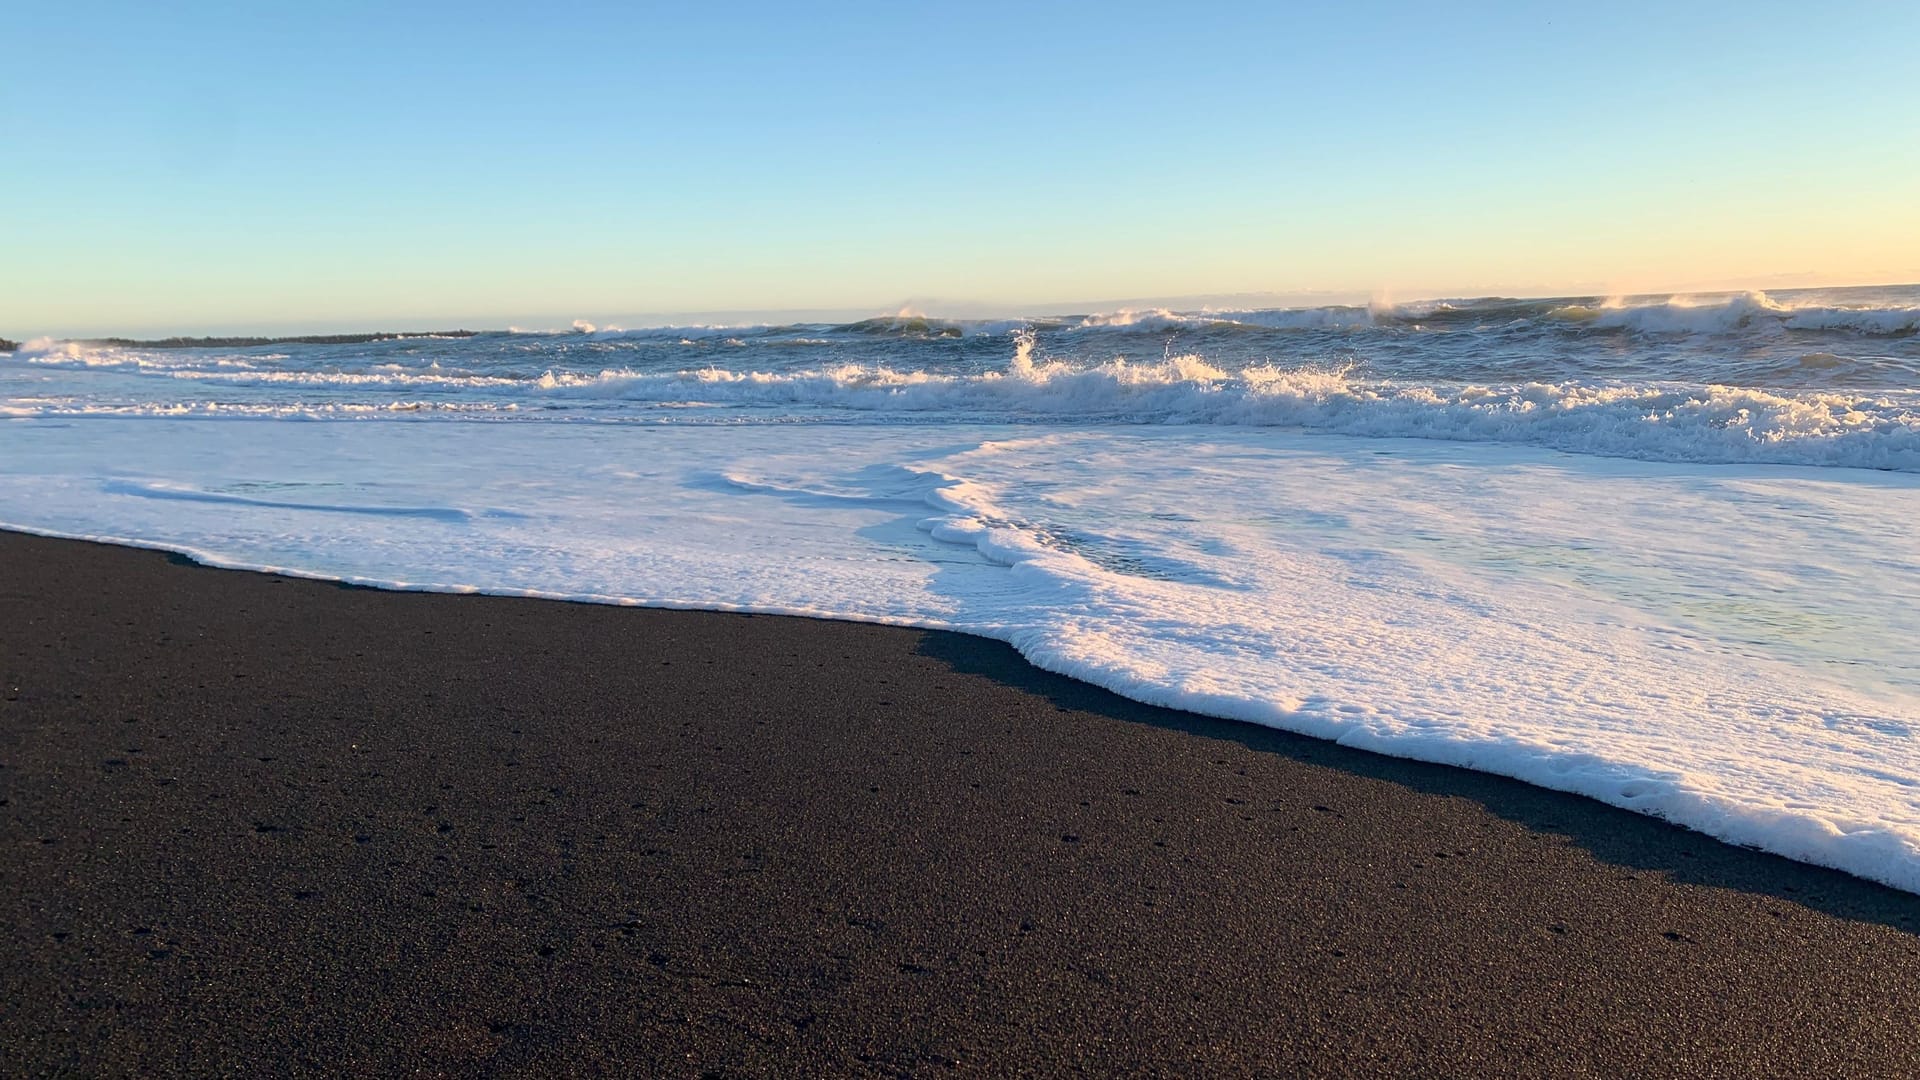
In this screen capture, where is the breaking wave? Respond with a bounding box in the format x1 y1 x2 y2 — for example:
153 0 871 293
32 343 1895 470
1552 291 1920 337
522 350 1920 471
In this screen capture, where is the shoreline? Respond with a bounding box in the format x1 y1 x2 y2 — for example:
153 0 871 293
4 529 1918 1073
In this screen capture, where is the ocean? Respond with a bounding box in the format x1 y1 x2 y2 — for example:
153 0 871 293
4 285 1918 892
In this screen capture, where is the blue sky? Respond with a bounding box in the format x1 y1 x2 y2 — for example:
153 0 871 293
4 1 1917 335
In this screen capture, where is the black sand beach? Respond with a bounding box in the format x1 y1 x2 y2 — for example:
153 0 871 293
4 530 1918 1076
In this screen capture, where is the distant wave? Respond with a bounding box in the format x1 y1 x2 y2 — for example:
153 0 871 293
1552 291 1920 337
15 337 99 362
14 340 279 371
516 292 1920 343
559 320 773 342
1086 293 1920 338
22 290 1916 357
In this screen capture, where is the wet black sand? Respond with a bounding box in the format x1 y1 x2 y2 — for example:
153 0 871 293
3 530 1918 1076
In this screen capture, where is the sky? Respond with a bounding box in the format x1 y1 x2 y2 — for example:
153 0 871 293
4 1 1918 336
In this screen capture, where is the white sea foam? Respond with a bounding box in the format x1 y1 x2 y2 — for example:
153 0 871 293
4 418 1916 893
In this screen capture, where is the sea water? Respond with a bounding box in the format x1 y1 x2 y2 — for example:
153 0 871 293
4 287 1918 891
